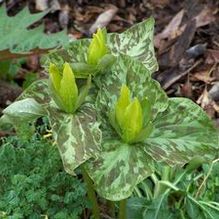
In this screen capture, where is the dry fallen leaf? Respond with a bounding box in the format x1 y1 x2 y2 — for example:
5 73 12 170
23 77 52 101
154 9 184 48
197 87 210 107
197 87 215 117
35 0 48 11
191 70 215 84
50 0 61 12
206 50 219 64
89 6 118 34
194 6 216 28
150 0 170 8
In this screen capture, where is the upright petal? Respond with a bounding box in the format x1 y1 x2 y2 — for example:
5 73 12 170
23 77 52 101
122 98 143 143
49 63 61 91
115 84 131 128
59 62 78 113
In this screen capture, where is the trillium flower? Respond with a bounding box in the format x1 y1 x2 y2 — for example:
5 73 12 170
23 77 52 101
49 62 91 113
87 28 109 65
110 85 153 143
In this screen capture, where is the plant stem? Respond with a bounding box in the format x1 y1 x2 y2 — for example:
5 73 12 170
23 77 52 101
81 166 100 219
119 199 127 219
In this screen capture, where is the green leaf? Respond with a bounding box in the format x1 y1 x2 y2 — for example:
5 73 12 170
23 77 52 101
96 55 168 135
97 54 116 73
2 78 101 175
186 198 204 219
0 80 49 140
1 98 46 141
127 197 145 219
75 75 91 109
44 18 156 76
186 196 219 219
47 103 102 175
143 198 174 219
2 98 45 122
22 72 38 89
0 5 68 58
185 156 206 173
18 79 51 104
44 39 90 70
108 18 158 73
71 62 98 78
141 97 152 126
86 140 153 201
143 98 219 166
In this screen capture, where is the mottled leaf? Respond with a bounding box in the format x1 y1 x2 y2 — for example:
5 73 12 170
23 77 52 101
18 79 51 104
96 55 168 135
44 18 157 75
43 39 90 72
143 98 219 166
86 140 153 201
48 103 102 175
108 17 158 73
2 78 101 174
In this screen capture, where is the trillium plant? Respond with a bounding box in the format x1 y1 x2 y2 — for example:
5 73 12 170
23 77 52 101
1 18 218 219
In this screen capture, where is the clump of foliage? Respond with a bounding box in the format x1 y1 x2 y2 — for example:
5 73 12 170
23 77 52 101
0 135 88 218
127 160 219 219
0 5 69 61
1 17 218 218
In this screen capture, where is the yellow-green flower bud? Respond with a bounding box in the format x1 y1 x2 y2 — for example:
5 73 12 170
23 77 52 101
115 84 131 128
112 85 152 143
49 62 79 113
87 28 108 65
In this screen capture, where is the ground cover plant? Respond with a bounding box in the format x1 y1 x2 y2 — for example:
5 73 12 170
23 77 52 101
1 15 219 219
0 135 88 218
128 161 219 219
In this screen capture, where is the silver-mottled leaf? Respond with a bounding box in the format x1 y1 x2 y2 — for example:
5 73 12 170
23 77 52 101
108 18 158 73
96 55 168 133
18 79 51 104
144 98 219 166
43 39 90 73
86 140 153 201
48 103 102 175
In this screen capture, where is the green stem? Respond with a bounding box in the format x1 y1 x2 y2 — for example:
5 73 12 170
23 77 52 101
161 166 170 181
119 199 127 219
81 166 100 219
